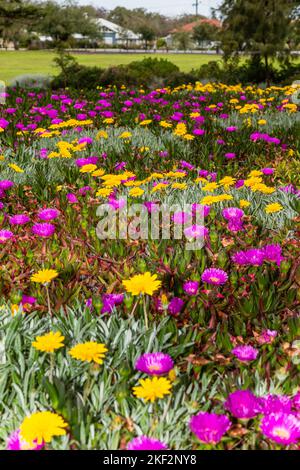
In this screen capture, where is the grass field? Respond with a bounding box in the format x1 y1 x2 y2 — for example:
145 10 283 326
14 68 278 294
0 50 222 83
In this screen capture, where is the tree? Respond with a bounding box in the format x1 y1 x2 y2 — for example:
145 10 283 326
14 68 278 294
173 31 191 51
0 0 41 48
37 1 101 46
138 25 155 49
218 0 299 81
192 23 219 47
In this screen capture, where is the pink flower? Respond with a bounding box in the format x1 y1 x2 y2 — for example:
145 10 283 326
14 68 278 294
32 223 55 238
7 429 44 450
232 345 259 362
38 208 60 221
0 229 13 243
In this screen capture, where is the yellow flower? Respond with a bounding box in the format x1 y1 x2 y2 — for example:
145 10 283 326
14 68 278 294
139 119 152 126
202 182 219 192
32 331 65 353
9 163 24 173
96 130 108 139
239 199 251 208
103 118 114 125
119 131 132 139
122 272 161 296
30 269 58 284
219 176 236 188
183 133 194 140
132 377 172 402
79 164 97 173
265 203 283 214
159 120 172 128
258 119 267 125
68 342 108 364
20 411 67 445
96 188 113 197
172 182 187 190
92 169 105 177
129 187 144 197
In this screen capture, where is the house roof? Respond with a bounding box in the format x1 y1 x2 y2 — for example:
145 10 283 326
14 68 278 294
171 18 222 34
96 18 140 40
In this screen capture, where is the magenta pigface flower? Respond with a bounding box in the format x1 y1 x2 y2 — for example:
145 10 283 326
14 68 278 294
135 352 174 376
231 345 258 362
127 435 168 450
9 214 30 225
190 412 231 444
0 230 13 243
7 429 44 450
260 413 300 445
201 268 228 286
32 223 55 238
224 390 261 419
38 208 60 221
183 281 199 296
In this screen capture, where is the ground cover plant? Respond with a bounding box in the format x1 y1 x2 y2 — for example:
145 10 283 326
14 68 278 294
0 81 300 450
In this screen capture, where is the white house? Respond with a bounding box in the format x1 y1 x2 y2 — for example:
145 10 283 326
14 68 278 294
96 18 141 46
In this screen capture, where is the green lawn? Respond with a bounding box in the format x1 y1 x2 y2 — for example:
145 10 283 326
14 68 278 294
0 50 222 83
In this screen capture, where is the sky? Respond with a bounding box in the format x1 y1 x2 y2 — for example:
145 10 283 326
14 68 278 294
68 0 223 18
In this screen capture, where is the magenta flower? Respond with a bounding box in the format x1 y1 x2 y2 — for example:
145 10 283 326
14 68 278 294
32 223 55 238
222 207 244 220
168 297 184 315
201 268 228 285
258 395 292 414
225 152 236 159
293 392 300 410
261 167 274 175
184 225 208 239
21 295 36 306
9 214 30 225
190 412 231 444
101 293 124 314
135 352 174 375
256 329 277 345
260 413 300 445
172 211 192 224
0 229 13 243
183 281 199 295
232 345 259 362
66 193 78 204
263 244 283 267
232 248 265 266
0 180 14 190
192 204 210 217
224 390 261 419
7 429 44 450
127 435 168 450
38 208 60 221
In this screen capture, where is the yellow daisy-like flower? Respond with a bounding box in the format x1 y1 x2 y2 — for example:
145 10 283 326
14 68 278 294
96 188 113 197
30 269 58 284
79 164 97 173
20 411 67 445
129 187 144 197
239 199 251 208
265 203 283 214
172 182 187 190
92 169 105 177
68 341 108 364
32 331 65 353
132 377 172 402
122 272 161 296
9 163 24 173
